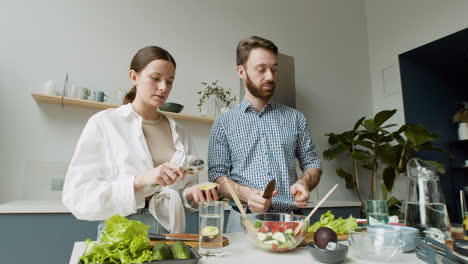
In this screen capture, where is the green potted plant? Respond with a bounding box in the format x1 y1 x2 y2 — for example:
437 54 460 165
323 109 451 216
197 80 236 116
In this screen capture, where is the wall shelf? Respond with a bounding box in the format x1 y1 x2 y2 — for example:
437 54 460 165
31 93 215 124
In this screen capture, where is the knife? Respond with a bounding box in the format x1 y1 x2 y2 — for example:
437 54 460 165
148 233 199 242
262 179 276 199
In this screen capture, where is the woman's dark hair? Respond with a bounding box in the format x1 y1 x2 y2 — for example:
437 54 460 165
123 46 176 104
236 36 278 66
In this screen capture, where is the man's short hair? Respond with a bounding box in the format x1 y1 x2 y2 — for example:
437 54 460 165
236 36 278 66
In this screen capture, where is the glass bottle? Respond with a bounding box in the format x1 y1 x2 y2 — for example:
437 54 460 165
405 159 451 242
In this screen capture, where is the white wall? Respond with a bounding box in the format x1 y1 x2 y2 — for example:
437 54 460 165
365 0 468 125
364 0 468 200
0 0 372 203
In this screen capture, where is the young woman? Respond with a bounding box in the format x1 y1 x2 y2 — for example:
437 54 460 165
63 46 218 237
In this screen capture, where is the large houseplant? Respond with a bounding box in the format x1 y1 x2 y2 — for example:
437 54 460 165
323 109 451 216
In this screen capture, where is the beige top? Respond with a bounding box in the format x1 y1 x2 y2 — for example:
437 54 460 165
142 114 176 167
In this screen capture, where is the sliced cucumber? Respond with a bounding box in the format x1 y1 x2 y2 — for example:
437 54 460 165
257 232 268 241
201 226 219 237
284 228 294 235
272 232 286 243
263 239 278 245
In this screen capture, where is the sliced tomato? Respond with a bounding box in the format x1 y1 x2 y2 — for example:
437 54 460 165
271 244 278 250
258 225 269 233
264 222 273 229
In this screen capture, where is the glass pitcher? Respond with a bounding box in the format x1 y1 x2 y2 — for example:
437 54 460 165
405 159 451 242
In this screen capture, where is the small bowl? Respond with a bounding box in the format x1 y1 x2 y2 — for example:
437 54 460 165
159 102 184 113
241 213 309 252
369 225 419 252
308 242 348 263
348 226 404 261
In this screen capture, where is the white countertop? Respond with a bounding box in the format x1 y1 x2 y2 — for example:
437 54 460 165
0 200 361 214
0 200 69 213
69 232 428 264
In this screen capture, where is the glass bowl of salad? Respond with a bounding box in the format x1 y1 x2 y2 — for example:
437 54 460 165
241 213 309 252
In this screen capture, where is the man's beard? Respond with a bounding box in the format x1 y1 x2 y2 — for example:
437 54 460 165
245 72 275 100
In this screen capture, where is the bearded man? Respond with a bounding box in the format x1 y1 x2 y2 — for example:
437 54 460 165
208 36 322 232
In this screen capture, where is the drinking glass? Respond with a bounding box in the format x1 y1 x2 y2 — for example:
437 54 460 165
366 200 389 225
199 201 224 256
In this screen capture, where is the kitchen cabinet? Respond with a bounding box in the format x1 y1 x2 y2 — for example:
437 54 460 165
31 93 215 125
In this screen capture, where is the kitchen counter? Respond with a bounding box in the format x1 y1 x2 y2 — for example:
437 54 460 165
0 200 361 214
0 199 68 213
69 232 429 264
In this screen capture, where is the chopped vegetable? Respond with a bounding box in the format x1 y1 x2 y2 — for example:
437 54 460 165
80 215 154 264
307 210 358 235
170 241 191 259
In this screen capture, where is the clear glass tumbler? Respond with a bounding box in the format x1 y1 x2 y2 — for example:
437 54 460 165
199 201 224 256
366 200 389 225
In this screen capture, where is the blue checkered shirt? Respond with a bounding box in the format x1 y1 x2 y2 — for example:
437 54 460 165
208 98 321 212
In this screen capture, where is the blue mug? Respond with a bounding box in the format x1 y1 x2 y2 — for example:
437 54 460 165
92 91 108 102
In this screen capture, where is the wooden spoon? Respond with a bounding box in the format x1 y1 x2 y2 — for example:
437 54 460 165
222 177 257 234
294 184 339 235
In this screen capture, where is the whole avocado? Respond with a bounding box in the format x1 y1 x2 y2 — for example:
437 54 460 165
313 227 338 249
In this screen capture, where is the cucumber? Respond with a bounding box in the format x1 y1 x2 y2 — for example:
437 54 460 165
170 241 191 259
284 228 294 235
152 241 172 260
272 232 286 243
263 239 278 245
257 232 272 241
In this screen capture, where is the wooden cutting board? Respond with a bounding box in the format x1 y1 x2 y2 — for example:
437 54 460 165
149 233 229 249
299 232 349 246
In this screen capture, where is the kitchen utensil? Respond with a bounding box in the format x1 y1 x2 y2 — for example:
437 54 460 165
424 237 468 264
294 184 339 235
184 159 204 174
241 213 309 252
307 242 348 264
262 179 276 199
149 234 229 249
160 102 184 113
221 177 256 234
149 233 199 242
416 237 461 264
454 239 468 257
348 226 404 261
406 159 451 242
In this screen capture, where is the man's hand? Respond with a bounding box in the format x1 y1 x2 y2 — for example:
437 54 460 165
290 182 309 208
246 189 279 213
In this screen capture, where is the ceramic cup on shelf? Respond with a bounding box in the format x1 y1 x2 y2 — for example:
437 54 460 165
42 80 57 95
69 84 79 98
92 91 108 102
77 87 91 100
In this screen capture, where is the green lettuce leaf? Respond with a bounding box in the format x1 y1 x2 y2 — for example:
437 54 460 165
80 215 154 264
307 210 357 235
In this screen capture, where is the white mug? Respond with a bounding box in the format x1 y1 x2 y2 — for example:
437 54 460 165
77 87 91 100
69 84 79 98
43 80 57 95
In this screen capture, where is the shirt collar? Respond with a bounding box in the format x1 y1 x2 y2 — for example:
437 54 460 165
240 97 275 113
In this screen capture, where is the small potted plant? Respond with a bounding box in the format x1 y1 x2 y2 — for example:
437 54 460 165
453 101 468 140
197 80 236 116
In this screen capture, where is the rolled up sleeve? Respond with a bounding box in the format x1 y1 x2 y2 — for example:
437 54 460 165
295 113 322 172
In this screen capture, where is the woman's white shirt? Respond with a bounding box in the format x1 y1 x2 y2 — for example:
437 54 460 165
62 103 198 232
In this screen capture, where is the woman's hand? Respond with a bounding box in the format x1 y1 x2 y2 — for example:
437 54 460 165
185 182 219 205
134 162 185 191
